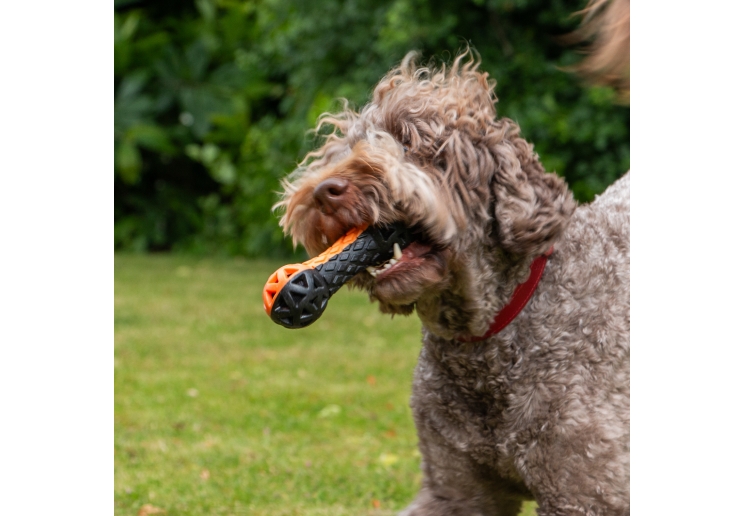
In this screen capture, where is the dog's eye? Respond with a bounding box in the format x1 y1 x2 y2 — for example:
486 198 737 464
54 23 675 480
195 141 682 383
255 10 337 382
402 145 409 153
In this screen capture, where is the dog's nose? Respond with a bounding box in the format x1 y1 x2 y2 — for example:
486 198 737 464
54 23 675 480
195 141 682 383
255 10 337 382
313 178 349 214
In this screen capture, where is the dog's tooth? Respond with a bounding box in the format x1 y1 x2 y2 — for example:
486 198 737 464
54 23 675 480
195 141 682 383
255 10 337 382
393 243 402 260
389 258 398 265
383 263 392 270
367 266 377 275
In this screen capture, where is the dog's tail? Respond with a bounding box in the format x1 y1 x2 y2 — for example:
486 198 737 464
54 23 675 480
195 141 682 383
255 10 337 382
568 0 630 104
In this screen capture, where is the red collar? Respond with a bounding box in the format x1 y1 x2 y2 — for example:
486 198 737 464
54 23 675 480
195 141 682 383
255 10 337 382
457 247 553 343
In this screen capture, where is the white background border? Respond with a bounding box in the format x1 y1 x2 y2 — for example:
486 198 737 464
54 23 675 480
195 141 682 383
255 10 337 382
2 0 743 513
0 1 112 512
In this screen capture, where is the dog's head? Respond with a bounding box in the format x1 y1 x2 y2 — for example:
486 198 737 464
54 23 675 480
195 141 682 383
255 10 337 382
276 52 575 337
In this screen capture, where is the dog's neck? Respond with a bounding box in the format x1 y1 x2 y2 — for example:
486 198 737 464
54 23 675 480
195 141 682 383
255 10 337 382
415 247 538 340
458 248 552 343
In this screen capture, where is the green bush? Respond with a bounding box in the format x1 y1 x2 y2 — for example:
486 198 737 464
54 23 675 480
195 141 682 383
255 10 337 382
114 0 629 256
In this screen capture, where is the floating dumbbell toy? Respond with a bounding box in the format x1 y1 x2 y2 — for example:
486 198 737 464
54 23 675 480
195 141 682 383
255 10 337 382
263 223 413 329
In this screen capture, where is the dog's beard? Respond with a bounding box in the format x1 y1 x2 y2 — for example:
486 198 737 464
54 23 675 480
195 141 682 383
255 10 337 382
302 207 371 257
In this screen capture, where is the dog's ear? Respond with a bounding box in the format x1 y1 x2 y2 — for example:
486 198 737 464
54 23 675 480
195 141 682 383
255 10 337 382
491 137 576 256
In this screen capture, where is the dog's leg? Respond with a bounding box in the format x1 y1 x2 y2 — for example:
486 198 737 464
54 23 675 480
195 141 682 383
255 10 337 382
399 422 527 516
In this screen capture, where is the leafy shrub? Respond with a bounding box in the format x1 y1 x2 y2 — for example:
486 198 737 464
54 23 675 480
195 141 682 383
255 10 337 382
114 0 629 256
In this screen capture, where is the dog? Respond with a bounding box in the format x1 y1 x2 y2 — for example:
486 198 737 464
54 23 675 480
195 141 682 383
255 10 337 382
276 52 629 515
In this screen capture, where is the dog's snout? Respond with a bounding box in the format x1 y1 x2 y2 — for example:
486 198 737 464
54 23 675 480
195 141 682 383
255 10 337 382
313 178 350 214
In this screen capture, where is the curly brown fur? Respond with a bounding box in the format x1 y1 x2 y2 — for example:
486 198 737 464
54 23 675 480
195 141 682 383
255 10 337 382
567 0 630 103
276 51 629 515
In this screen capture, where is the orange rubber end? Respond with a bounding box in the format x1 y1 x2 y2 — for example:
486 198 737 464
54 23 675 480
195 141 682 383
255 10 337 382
262 263 311 316
262 225 368 316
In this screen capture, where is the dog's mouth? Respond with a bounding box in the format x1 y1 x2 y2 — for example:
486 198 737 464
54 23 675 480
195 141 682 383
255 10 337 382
365 240 434 279
355 225 449 312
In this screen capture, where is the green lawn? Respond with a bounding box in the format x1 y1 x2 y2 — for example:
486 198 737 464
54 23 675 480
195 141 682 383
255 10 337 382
115 254 537 515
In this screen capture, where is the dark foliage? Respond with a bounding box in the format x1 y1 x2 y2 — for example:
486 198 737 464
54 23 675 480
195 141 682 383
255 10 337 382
114 0 629 257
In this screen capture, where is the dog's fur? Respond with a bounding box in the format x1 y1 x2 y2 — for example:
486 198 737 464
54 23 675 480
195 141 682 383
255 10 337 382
276 53 629 515
569 0 630 103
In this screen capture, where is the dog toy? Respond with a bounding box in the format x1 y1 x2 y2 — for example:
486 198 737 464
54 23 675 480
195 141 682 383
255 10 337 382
263 223 413 329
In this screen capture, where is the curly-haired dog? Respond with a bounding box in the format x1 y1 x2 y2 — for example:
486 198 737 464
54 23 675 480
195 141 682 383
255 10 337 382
276 53 629 516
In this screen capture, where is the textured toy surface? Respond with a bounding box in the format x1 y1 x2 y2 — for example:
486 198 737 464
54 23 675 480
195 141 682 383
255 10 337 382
263 223 413 329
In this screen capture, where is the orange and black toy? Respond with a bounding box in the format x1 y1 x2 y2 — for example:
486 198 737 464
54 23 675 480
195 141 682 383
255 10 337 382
263 223 413 329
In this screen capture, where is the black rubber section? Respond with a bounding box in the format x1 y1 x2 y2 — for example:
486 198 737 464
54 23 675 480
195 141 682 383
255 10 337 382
270 223 414 329
269 268 331 329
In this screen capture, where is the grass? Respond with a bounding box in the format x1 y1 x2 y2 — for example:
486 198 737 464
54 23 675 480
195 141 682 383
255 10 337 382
115 254 537 515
